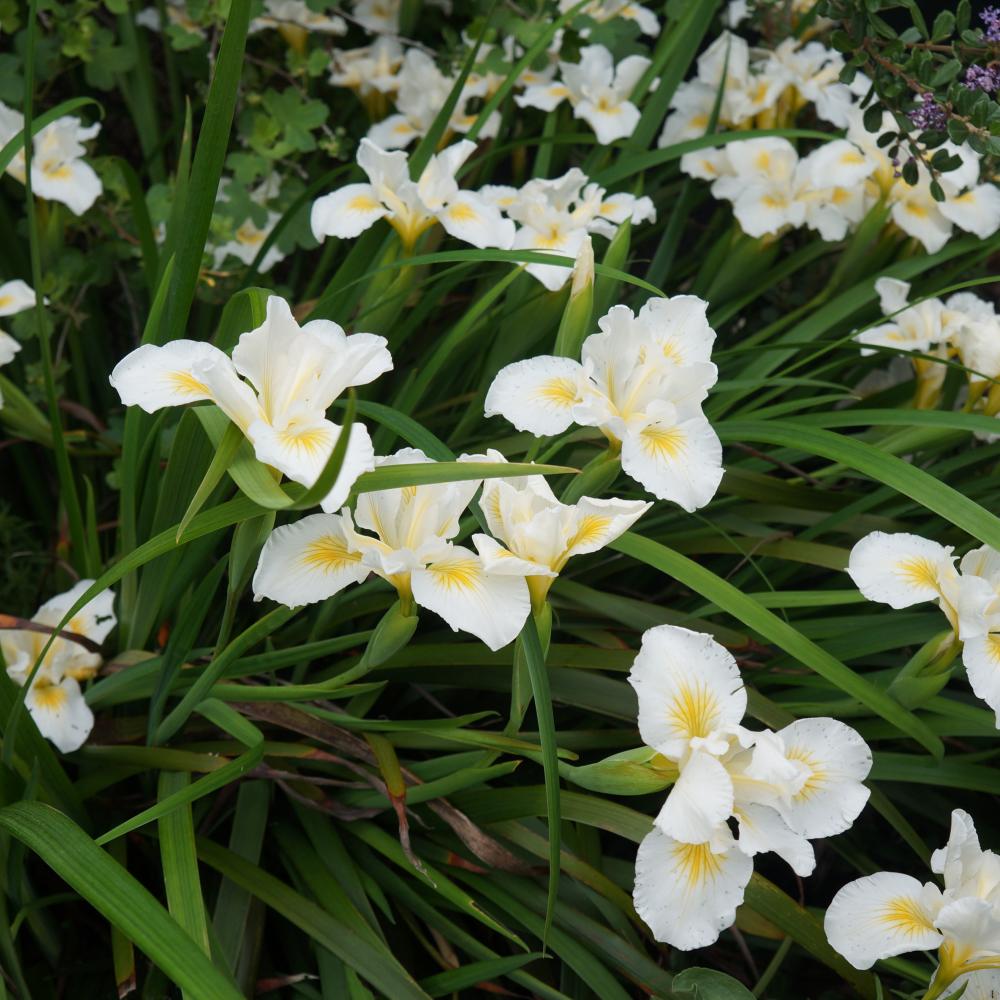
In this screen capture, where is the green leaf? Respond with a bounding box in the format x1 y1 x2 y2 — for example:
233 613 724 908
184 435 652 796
195 837 431 999
718 420 1000 553
611 533 944 756
420 954 545 997
159 1 250 345
0 802 242 1000
670 968 755 999
521 613 560 946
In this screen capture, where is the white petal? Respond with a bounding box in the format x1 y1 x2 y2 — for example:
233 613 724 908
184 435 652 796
629 624 746 759
947 971 1000 1000
514 83 571 112
33 160 102 215
633 826 753 950
936 897 1000 957
250 417 375 513
638 295 716 367
963 634 1000 726
254 513 368 608
438 192 515 250
654 750 734 843
411 548 530 650
736 803 815 877
847 531 957 609
824 872 943 970
25 677 94 753
0 331 20 367
366 114 420 150
484 355 591 436
773 717 872 838
514 225 586 292
0 279 37 317
35 580 116 645
562 496 652 559
891 195 952 253
620 412 723 511
875 277 912 316
109 340 235 413
574 100 641 145
940 185 1000 240
311 183 387 240
472 533 553 577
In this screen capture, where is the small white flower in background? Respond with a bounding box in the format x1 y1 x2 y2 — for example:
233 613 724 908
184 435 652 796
109 295 392 512
1 581 116 753
250 0 347 36
559 0 661 36
485 297 723 510
469 450 650 610
350 0 401 34
657 33 786 148
516 45 651 146
826 809 1000 994
0 103 102 216
852 279 1000 410
855 277 948 357
135 2 205 37
329 37 405 103
683 136 875 241
311 138 514 252
0 279 39 407
212 177 287 274
499 168 654 290
366 49 499 151
254 448 531 650
848 531 1000 728
631 624 871 950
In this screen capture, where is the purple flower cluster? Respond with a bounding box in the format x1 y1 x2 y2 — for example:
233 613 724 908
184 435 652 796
965 64 1000 92
984 5 1000 42
908 95 947 131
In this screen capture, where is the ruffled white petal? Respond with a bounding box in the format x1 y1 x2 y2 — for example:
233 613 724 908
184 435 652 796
824 871 943 970
963 634 1000 727
620 411 723 511
108 340 235 413
411 547 530 650
484 355 591 436
773 717 872 838
847 531 957 609
311 183 388 240
252 512 369 606
629 624 746 759
633 826 753 950
736 803 815 876
654 750 733 843
25 677 94 754
437 192 515 250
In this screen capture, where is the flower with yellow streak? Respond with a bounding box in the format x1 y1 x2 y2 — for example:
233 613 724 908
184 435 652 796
630 624 872 950
826 810 1000 999
516 45 652 146
109 294 392 513
0 279 37 407
1 581 115 753
252 448 531 650
484 297 722 510
470 451 650 612
310 138 514 253
0 102 102 216
848 531 1000 732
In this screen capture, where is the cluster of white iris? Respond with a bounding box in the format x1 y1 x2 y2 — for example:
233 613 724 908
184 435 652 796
854 278 1000 420
671 31 1000 251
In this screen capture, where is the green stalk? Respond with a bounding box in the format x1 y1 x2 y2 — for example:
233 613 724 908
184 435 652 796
21 0 90 576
